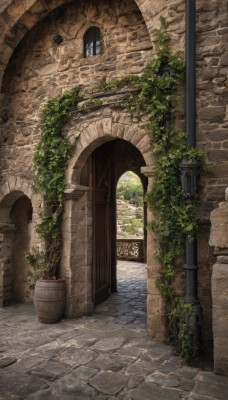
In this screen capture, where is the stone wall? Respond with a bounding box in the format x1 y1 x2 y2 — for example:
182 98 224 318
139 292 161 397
196 0 228 211
0 0 227 356
1 0 227 209
210 199 228 376
0 0 153 179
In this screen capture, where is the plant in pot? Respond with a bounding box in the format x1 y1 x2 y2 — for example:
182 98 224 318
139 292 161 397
26 250 66 324
26 87 82 323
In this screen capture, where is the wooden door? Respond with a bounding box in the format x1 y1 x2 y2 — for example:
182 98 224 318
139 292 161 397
92 142 116 305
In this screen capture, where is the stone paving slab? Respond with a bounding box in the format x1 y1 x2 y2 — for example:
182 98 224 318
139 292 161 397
0 261 227 399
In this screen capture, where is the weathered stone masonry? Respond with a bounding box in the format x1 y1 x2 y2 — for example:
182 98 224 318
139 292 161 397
0 0 227 374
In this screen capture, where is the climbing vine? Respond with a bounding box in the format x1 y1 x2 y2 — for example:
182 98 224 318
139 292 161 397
26 87 83 279
27 17 205 358
102 18 205 358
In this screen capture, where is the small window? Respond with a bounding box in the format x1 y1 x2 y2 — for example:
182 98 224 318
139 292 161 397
84 27 101 58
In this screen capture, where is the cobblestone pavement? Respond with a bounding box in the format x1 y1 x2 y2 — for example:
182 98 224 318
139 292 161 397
0 261 228 400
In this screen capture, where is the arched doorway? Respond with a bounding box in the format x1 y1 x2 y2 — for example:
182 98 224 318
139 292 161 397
91 139 147 306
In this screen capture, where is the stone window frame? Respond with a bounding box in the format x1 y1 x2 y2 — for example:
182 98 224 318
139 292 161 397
83 26 101 58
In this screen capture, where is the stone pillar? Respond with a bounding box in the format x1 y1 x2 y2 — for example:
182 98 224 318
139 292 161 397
209 195 228 376
141 166 166 341
62 185 93 318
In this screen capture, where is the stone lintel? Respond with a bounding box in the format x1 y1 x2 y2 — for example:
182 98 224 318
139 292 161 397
141 166 155 178
64 185 89 200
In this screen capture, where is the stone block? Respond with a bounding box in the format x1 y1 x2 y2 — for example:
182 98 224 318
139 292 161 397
194 370 228 398
208 150 228 162
207 129 228 142
221 51 228 65
123 124 139 142
210 202 228 247
70 294 87 317
212 261 228 290
212 259 228 376
147 294 163 313
102 118 112 135
147 278 161 296
199 106 225 122
212 310 228 335
147 313 166 341
90 371 129 395
214 337 228 376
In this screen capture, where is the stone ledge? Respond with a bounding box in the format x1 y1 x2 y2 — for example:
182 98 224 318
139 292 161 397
64 185 89 200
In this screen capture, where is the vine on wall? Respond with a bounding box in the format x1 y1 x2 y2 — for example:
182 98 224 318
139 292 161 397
26 87 83 279
102 18 204 358
27 18 204 358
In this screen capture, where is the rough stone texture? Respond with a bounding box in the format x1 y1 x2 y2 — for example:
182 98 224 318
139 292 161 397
0 263 227 400
197 224 214 349
192 372 228 400
210 202 228 248
0 356 17 368
211 261 228 376
0 0 227 373
210 197 228 376
90 371 129 394
128 382 182 400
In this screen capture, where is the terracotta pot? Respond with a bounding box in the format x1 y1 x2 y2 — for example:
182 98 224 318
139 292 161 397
34 279 66 323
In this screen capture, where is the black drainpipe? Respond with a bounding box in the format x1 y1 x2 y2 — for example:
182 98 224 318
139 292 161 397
186 0 196 147
180 0 203 355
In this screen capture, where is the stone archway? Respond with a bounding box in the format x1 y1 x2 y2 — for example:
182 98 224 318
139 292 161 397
0 178 42 306
61 114 165 341
0 0 170 341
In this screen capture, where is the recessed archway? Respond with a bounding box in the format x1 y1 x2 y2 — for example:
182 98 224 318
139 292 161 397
62 136 152 313
0 191 33 305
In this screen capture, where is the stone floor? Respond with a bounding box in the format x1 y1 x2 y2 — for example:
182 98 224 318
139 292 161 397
0 261 228 400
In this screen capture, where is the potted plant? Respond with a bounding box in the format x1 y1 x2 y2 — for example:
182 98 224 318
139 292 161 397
26 88 82 323
26 251 66 324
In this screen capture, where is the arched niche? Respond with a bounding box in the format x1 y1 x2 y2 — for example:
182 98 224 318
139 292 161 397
0 191 33 305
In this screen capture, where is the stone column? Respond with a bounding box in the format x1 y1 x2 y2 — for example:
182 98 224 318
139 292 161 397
141 166 166 341
62 185 93 318
209 194 228 376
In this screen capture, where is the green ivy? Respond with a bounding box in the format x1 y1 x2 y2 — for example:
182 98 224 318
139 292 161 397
101 18 205 358
26 87 83 279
